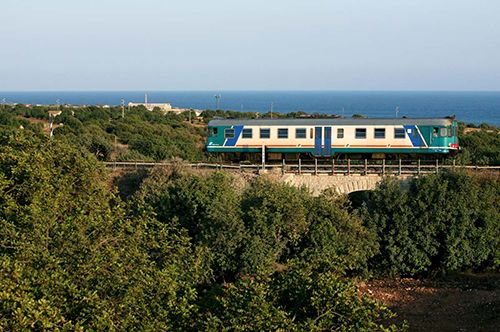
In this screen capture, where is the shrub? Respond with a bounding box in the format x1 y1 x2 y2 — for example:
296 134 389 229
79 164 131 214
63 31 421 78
360 171 499 276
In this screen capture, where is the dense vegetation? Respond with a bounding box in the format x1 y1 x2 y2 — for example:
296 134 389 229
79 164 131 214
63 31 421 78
359 172 499 276
0 130 400 330
0 104 499 164
0 105 498 329
456 123 500 165
1 104 207 162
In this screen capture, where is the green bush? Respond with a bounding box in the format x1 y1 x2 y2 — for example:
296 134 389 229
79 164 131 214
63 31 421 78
458 128 500 165
198 265 399 331
0 131 204 330
133 168 246 281
360 171 499 276
297 190 378 274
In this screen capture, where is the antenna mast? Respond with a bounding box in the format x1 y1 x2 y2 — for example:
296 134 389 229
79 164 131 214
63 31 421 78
214 94 221 110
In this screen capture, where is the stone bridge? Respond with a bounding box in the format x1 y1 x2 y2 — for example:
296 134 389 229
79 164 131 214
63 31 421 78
277 173 413 195
106 161 498 196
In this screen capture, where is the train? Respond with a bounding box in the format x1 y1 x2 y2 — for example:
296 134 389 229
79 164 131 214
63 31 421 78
206 117 459 161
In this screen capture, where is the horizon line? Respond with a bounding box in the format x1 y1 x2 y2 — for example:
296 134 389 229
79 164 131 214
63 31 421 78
1 89 500 93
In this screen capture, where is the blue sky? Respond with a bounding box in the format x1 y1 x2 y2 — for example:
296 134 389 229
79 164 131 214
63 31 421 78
1 0 499 90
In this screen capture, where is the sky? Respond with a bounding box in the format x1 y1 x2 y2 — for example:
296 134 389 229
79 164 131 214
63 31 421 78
1 0 499 91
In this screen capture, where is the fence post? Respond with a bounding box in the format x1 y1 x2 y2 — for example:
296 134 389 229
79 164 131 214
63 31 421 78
347 159 351 176
382 159 385 175
314 158 318 176
398 158 401 176
298 158 301 175
282 159 285 175
332 158 335 175
452 158 456 169
364 158 368 175
261 145 265 171
417 159 421 175
435 159 439 174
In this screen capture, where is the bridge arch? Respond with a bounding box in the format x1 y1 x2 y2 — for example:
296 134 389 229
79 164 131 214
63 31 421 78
281 174 413 196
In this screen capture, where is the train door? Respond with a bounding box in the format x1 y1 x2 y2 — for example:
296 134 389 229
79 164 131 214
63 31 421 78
314 127 322 156
314 126 332 157
324 127 332 157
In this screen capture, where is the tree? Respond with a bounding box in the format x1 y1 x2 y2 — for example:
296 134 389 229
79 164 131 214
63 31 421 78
239 179 311 275
360 172 499 276
272 265 400 331
132 167 246 281
297 191 378 274
0 130 204 330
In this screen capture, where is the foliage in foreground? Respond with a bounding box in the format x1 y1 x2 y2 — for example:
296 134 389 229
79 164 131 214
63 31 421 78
0 130 206 330
0 130 399 331
360 172 499 276
1 122 498 330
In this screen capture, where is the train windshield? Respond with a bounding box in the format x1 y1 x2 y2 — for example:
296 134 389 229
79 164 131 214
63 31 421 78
209 127 218 136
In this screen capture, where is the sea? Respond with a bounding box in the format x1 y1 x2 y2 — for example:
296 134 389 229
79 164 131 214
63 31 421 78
1 91 499 125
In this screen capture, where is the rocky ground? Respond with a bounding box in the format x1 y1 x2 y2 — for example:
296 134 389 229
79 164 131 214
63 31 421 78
360 274 499 332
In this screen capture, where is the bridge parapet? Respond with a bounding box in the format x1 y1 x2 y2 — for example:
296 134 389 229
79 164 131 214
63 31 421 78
280 173 413 195
105 160 498 195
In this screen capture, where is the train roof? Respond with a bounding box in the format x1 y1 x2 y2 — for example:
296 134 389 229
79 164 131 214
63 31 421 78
208 117 455 126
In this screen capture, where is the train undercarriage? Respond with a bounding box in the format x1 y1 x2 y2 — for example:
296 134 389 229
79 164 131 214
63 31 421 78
216 151 458 163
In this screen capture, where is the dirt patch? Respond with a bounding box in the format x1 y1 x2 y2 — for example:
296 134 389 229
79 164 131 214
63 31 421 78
359 274 499 331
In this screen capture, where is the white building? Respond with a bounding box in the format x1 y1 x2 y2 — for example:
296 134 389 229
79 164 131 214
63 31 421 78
128 94 202 116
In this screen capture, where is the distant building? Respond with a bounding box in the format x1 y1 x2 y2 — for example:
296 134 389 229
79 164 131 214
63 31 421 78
128 102 174 112
128 94 202 116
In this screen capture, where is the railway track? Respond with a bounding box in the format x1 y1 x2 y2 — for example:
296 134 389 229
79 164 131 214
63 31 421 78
104 160 500 176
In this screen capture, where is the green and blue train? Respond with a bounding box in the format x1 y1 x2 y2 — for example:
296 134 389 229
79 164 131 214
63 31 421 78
206 117 459 160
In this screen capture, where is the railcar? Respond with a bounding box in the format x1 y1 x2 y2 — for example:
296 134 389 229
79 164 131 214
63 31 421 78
206 118 459 160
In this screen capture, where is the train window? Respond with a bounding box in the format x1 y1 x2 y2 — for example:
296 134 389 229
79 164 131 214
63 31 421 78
224 128 235 139
310 128 314 138
440 128 447 137
242 128 252 139
260 128 270 139
355 128 366 139
374 128 385 139
394 128 405 139
209 127 218 137
295 128 307 139
337 128 344 139
278 128 288 139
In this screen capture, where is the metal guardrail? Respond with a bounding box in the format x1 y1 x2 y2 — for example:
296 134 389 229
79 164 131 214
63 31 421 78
104 160 500 176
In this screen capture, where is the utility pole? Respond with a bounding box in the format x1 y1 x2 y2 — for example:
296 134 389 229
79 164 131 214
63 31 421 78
395 106 400 117
214 94 221 110
49 112 53 138
121 98 125 118
270 102 274 118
